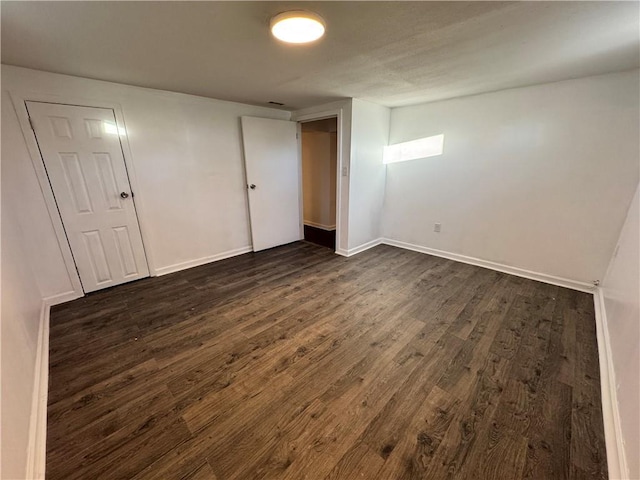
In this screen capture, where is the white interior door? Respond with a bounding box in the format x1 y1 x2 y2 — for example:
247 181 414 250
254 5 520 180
241 116 301 252
26 101 149 293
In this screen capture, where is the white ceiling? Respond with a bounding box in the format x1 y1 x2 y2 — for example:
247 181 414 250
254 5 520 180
2 1 638 110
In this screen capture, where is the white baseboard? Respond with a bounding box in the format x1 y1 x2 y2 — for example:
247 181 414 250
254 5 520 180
25 292 87 479
593 288 628 480
155 246 253 276
26 300 53 480
44 290 83 306
344 238 383 256
381 238 595 293
335 248 349 257
303 221 336 231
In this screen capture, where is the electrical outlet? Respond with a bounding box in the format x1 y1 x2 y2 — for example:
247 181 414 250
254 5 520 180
434 223 441 233
341 166 348 177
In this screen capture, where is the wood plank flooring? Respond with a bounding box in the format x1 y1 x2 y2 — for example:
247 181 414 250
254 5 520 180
47 242 608 479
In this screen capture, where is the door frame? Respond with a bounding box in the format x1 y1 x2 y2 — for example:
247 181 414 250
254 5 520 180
9 91 155 299
295 109 344 254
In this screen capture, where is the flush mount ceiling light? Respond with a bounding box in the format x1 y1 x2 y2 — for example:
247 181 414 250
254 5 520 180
270 11 326 44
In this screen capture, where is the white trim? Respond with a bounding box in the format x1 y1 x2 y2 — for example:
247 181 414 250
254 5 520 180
296 122 305 241
25 303 47 479
303 221 336 231
9 90 158 292
593 288 629 480
155 246 253 276
294 106 346 254
9 92 85 298
26 291 82 479
345 238 383 256
43 290 83 307
381 238 595 293
293 102 348 121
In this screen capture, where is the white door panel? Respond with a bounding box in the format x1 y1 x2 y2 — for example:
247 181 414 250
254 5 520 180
241 116 301 252
26 101 149 292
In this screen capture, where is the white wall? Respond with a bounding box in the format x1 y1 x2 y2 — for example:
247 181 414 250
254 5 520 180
2 75 71 477
2 66 290 293
1 65 291 478
348 99 390 250
2 85 74 298
1 187 45 479
295 98 391 254
382 70 640 283
302 131 337 229
3 64 637 477
602 184 639 479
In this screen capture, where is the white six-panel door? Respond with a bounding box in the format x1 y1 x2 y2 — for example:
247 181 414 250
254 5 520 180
241 116 301 252
26 101 149 292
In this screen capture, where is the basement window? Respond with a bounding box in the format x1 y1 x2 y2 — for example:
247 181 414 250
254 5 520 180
383 134 444 164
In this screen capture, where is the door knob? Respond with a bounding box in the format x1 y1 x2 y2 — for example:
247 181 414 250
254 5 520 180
120 192 130 199
249 184 256 190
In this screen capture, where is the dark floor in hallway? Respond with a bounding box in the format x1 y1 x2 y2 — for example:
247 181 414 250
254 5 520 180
303 224 336 250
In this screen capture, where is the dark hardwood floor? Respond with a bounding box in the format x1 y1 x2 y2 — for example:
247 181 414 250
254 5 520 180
303 225 336 250
47 242 608 480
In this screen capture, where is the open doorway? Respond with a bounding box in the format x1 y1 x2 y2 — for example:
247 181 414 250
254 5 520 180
300 117 338 250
